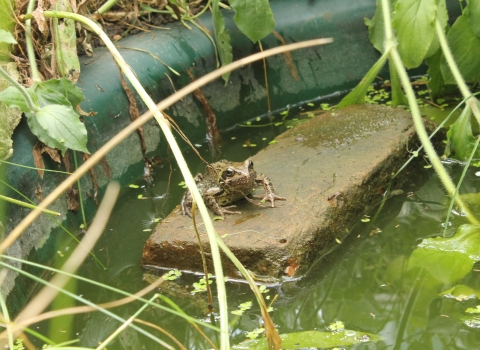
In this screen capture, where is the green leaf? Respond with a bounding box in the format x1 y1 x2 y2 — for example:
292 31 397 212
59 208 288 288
445 106 478 160
392 0 437 68
441 15 480 84
426 48 445 100
424 0 448 59
0 86 38 113
212 0 233 83
229 0 275 43
407 224 480 284
35 86 72 108
440 284 480 301
388 60 408 106
0 29 17 44
465 0 480 37
26 104 89 154
365 0 398 53
337 50 389 108
37 78 84 109
235 330 382 349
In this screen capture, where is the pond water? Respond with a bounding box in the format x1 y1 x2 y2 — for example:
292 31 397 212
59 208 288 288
26 94 480 349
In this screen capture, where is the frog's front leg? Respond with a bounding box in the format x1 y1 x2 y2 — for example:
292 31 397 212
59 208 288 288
254 174 286 207
204 187 241 218
181 174 203 217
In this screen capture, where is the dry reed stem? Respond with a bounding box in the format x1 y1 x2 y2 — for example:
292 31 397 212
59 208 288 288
9 182 120 339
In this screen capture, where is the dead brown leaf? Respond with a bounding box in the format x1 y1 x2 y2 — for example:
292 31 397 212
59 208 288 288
32 8 49 38
32 142 45 179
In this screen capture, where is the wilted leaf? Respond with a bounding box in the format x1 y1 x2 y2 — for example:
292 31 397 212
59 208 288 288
54 7 80 82
32 141 45 179
407 224 480 284
229 0 275 43
392 0 437 68
441 15 480 84
26 104 89 154
32 8 48 37
0 29 17 44
0 62 23 160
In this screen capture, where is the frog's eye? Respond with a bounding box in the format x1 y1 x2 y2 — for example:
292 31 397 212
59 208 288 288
223 168 235 178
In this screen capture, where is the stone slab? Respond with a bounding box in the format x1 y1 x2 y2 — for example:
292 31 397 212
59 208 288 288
142 105 438 281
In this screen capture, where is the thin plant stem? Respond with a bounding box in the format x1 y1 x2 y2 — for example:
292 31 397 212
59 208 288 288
1 255 218 332
0 260 174 349
0 66 38 112
381 0 478 223
96 294 158 350
73 151 87 229
258 41 271 112
0 178 106 268
0 194 60 215
435 18 480 124
191 201 213 310
0 160 71 174
95 0 120 15
24 0 41 83
0 270 13 350
443 124 480 235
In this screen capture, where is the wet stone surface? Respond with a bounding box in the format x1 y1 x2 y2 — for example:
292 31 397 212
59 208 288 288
142 104 438 281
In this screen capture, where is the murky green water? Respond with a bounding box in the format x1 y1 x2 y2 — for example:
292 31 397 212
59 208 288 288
28 96 480 349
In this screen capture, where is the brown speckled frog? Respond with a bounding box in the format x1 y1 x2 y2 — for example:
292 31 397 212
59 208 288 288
181 159 286 218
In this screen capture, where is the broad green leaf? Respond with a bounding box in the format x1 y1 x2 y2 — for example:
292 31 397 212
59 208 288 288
235 329 381 349
212 0 233 83
392 0 437 68
0 86 38 113
407 224 480 284
337 50 389 108
445 106 478 160
465 0 480 37
229 0 275 43
37 78 84 108
440 284 480 300
26 104 89 154
35 85 72 108
441 15 480 84
424 0 448 59
0 29 16 44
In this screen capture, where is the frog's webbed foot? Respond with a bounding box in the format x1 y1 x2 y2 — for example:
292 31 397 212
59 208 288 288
254 175 286 207
255 193 287 207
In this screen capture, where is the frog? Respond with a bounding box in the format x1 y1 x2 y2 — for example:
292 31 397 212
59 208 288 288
181 159 286 218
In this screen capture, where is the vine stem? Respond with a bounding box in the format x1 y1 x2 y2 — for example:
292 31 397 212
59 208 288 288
435 18 480 123
381 0 478 223
24 0 41 83
0 66 38 112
